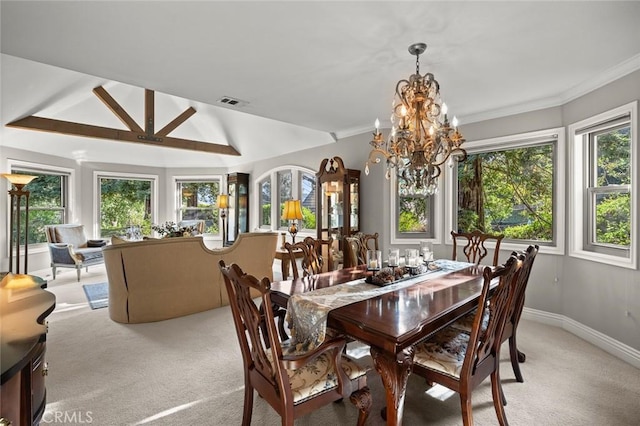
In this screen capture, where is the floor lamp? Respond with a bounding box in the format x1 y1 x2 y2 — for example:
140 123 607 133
2 173 37 274
216 194 229 245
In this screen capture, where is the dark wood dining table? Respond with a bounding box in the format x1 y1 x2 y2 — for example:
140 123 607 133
269 263 490 426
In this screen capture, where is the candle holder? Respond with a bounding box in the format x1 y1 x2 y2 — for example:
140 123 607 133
366 249 382 271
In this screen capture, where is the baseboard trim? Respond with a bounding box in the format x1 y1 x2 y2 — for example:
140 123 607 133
522 307 640 369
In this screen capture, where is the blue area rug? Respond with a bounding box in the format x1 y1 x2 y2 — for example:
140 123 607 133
82 282 109 310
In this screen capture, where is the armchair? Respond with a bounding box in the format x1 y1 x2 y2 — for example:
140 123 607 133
45 224 107 281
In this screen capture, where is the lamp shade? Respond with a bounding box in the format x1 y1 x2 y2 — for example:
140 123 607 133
282 200 303 220
216 194 229 209
2 173 37 189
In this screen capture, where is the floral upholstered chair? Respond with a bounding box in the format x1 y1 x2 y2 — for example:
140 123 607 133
219 260 371 426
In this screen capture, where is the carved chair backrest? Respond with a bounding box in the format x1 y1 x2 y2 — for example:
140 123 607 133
451 230 504 266
356 232 379 260
218 261 284 391
505 244 539 338
462 254 522 381
284 236 332 279
342 236 363 268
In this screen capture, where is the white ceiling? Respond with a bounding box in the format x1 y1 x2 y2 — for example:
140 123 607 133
2 1 640 168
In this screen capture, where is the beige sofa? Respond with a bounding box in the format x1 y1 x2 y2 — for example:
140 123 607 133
103 232 278 324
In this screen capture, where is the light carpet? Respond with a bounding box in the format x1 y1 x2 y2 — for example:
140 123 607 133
40 266 640 425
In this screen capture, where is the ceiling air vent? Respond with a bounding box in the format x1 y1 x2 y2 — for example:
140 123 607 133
216 96 249 108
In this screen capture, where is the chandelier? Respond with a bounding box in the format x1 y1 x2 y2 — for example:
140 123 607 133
365 42 466 195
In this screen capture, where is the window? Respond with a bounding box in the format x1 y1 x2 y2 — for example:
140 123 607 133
446 128 565 254
568 102 637 268
9 162 72 245
176 178 222 234
258 177 271 227
277 170 292 228
255 167 316 232
96 172 156 238
393 175 436 240
300 172 316 230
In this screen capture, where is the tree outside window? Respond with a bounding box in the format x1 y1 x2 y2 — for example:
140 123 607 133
259 178 271 227
100 177 152 238
11 167 68 245
177 180 220 234
456 143 554 242
589 125 630 248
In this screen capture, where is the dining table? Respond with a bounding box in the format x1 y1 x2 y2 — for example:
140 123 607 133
269 260 492 426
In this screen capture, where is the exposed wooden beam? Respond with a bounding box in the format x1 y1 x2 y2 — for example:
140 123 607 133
92 86 143 133
156 106 196 137
6 116 240 156
145 89 154 135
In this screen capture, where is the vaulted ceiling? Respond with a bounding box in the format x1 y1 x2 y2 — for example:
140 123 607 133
2 1 640 168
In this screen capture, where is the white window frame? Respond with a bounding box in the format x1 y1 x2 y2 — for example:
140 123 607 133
7 159 75 253
93 171 158 238
253 165 316 233
445 127 566 255
390 172 443 245
568 101 637 269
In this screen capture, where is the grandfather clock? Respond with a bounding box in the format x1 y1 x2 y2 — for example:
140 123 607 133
225 172 249 246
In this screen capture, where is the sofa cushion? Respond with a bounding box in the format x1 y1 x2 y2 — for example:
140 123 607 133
54 225 88 249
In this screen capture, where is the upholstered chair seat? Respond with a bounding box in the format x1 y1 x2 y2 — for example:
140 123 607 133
450 306 490 334
269 341 369 404
414 327 471 379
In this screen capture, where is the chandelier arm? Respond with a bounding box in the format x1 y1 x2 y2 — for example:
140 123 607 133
367 148 393 165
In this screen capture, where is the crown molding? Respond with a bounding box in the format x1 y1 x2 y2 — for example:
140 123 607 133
462 53 640 125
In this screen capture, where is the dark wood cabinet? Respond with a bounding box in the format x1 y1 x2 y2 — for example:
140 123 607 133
225 172 249 246
316 157 360 243
1 275 55 426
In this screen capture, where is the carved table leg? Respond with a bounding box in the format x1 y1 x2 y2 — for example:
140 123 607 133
370 345 415 426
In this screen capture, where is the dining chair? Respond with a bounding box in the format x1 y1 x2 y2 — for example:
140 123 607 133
218 260 372 426
451 229 505 266
358 232 379 257
411 254 522 426
342 236 363 268
450 244 539 383
284 236 333 279
501 244 539 382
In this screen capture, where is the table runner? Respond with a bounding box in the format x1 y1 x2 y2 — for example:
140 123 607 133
285 259 475 353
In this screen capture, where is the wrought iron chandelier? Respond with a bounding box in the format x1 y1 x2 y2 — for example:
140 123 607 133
365 42 466 195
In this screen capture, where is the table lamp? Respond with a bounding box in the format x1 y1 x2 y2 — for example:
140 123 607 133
216 194 229 244
282 199 303 243
2 173 37 274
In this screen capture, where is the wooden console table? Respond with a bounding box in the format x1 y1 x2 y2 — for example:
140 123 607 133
1 274 56 426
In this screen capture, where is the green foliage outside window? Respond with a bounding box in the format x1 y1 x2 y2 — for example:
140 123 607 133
457 144 554 241
399 197 428 233
100 178 152 238
302 206 316 230
592 127 631 247
11 170 65 245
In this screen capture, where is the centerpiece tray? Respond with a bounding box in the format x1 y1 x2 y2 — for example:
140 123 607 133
365 263 441 287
